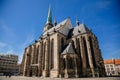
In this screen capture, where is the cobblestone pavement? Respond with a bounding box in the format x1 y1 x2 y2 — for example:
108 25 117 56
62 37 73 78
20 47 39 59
0 76 120 80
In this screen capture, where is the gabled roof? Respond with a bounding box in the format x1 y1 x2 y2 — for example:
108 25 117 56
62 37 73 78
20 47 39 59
62 42 75 54
73 23 89 36
42 18 72 36
79 24 89 33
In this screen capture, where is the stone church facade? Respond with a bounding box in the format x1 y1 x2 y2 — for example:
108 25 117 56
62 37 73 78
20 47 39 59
21 7 106 78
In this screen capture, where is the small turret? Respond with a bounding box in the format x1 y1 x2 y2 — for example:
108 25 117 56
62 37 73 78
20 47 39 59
76 18 79 26
54 18 57 26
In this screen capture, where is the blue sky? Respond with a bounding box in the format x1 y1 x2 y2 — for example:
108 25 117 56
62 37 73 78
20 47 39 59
0 0 120 63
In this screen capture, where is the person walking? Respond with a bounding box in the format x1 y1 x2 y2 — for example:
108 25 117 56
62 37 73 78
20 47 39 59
5 73 8 78
9 73 11 78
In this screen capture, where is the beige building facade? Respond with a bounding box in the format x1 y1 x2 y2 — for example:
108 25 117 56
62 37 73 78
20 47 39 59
21 7 106 78
104 59 120 76
0 54 18 75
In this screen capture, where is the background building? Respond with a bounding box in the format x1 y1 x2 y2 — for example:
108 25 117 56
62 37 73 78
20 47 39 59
104 59 120 76
0 54 19 75
21 7 106 78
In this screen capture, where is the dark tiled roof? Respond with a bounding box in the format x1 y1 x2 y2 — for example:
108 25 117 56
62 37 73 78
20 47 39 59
42 18 70 36
72 23 89 36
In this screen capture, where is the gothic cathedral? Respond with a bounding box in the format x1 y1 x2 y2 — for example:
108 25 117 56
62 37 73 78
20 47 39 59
21 7 106 78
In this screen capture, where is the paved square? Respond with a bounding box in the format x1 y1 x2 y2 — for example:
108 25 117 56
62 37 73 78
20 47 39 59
0 76 120 80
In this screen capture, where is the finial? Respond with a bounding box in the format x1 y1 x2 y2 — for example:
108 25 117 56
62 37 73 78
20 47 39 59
76 18 79 26
46 5 52 24
54 18 57 26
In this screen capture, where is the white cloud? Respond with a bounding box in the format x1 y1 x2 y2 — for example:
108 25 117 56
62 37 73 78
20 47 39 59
0 41 17 54
0 26 35 63
0 42 7 50
0 20 36 64
6 50 17 54
0 42 20 63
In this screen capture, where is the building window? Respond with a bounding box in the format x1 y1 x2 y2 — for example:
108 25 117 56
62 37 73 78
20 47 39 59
69 58 74 69
107 68 110 70
51 39 54 69
43 42 46 70
75 38 77 49
61 38 64 52
36 45 39 64
89 36 96 68
63 58 66 69
106 65 109 67
110 65 113 67
72 40 75 49
83 37 90 68
77 38 81 53
111 68 113 70
33 45 36 64
112 71 115 74
77 38 82 68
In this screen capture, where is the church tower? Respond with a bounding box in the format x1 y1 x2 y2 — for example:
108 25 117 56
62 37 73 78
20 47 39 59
43 6 53 32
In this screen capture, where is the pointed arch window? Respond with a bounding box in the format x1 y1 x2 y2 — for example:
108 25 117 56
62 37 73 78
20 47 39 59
75 38 78 49
69 58 74 69
63 58 66 70
77 38 82 68
36 45 39 64
89 36 96 67
77 38 80 52
61 38 64 52
33 45 36 64
72 40 75 49
43 42 46 70
51 39 54 69
83 37 90 68
29 46 32 65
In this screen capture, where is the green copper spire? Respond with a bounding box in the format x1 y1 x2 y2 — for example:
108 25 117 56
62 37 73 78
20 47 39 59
46 5 52 24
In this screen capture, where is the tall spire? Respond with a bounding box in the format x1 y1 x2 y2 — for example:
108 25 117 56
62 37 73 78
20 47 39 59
43 5 53 32
46 5 52 24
